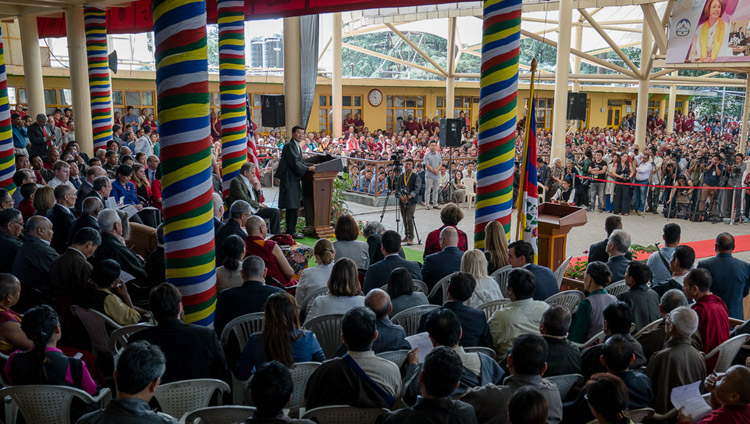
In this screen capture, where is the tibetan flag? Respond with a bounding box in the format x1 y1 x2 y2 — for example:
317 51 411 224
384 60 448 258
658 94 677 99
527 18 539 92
246 98 261 180
516 97 539 261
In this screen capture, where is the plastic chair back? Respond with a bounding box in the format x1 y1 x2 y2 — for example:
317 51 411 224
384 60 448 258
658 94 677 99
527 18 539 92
545 290 585 314
546 373 583 400
606 280 629 296
303 314 344 359
427 273 454 304
376 350 410 369
181 405 256 424
153 378 230 420
704 334 750 373
287 362 321 415
633 318 662 339
300 287 329 317
628 408 655 424
70 305 122 355
461 177 476 208
490 266 513 298
391 305 439 336
301 405 389 424
464 346 497 360
1 385 111 424
554 256 572 288
571 331 605 350
220 312 265 351
478 299 511 321
107 323 151 359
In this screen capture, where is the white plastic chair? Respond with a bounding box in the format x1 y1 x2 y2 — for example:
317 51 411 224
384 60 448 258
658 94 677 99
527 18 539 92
220 312 265 351
704 334 750 372
606 280 629 296
545 290 585 314
70 305 122 356
546 373 583 400
391 305 439 336
554 256 572 288
633 318 662 339
628 408 655 424
1 385 112 424
461 177 476 209
303 314 344 360
301 405 389 424
426 272 454 304
376 350 410 369
490 266 513 298
153 378 230 420
287 362 321 416
180 405 256 424
107 323 151 360
478 299 511 321
380 280 428 294
300 287 328 318
572 330 605 350
465 346 497 360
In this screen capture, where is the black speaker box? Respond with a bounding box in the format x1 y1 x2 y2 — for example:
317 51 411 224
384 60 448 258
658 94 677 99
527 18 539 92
566 92 587 121
439 118 462 148
261 95 285 128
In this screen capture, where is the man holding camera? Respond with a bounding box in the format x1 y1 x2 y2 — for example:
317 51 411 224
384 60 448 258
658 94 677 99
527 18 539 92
727 153 746 218
698 154 725 219
393 158 420 245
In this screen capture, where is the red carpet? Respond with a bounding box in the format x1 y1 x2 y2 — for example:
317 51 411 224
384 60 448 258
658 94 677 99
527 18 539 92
572 234 750 265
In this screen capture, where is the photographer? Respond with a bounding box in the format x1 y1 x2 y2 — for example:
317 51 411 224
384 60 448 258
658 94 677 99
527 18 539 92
391 157 420 246
666 175 693 219
648 149 663 214
698 154 725 219
727 153 746 219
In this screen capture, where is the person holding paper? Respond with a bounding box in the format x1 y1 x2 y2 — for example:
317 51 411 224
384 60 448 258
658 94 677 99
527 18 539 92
677 365 750 424
645 306 707 413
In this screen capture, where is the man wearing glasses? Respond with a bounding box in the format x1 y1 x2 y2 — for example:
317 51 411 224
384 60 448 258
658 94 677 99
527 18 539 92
0 209 23 273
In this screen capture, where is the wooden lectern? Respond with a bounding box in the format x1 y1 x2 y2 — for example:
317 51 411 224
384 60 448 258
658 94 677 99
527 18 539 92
301 154 343 238
537 203 587 271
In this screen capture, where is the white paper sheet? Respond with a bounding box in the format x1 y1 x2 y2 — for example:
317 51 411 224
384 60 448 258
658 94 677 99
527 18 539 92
405 332 433 364
670 381 712 424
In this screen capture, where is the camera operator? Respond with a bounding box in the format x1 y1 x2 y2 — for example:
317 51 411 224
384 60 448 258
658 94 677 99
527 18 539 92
661 155 678 206
648 148 663 214
688 151 705 211
391 157 420 245
698 154 725 219
727 153 746 218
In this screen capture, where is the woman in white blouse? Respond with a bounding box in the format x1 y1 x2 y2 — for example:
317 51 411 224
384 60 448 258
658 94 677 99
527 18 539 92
462 249 504 308
304 258 364 325
296 238 336 304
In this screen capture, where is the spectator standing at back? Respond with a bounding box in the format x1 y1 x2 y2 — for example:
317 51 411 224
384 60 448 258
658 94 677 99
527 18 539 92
507 240 558 301
697 232 750 319
604 230 631 283
647 223 681 286
423 140 443 210
683 269 730 364
618 261 660 332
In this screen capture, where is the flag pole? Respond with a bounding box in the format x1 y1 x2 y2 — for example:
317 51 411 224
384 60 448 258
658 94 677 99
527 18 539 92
516 58 537 240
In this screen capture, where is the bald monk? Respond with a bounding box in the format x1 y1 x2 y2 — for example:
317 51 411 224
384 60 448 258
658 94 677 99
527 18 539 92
677 365 750 423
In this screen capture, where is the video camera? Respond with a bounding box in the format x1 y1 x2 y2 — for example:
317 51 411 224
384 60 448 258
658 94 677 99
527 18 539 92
391 149 405 175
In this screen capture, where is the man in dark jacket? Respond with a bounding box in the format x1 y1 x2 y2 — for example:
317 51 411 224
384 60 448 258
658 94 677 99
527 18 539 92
48 184 77 254
365 289 410 354
49 227 100 299
214 200 250 264
69 197 102 245
27 113 53 160
697 232 750 319
129 283 228 384
363 230 421 293
508 240 559 301
276 126 314 238
12 216 58 309
540 305 581 377
588 216 632 263
393 158 420 245
0 209 23 273
605 229 632 282
422 226 463 301
93 209 148 284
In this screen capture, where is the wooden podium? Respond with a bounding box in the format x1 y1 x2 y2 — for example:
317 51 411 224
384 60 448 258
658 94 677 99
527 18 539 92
537 203 587 271
302 154 343 238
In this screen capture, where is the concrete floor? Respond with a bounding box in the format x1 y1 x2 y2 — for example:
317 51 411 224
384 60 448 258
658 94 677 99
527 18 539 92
263 187 750 262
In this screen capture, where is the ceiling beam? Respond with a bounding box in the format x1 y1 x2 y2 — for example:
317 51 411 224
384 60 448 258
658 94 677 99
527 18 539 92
342 42 444 77
318 36 332 63
386 23 448 77
579 8 641 77
641 3 667 53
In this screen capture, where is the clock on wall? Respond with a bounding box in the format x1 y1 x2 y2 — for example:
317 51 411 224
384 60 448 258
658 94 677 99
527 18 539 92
368 89 383 107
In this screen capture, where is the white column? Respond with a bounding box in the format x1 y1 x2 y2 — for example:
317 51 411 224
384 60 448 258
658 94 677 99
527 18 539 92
551 0 572 162
331 13 343 139
635 20 651 150
742 76 750 155
283 17 301 139
572 23 582 92
667 71 677 133
19 14 46 116
446 17 457 119
446 77 455 118
65 6 94 155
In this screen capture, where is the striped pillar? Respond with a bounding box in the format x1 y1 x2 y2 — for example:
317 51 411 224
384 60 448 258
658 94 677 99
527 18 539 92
84 7 113 152
0 28 15 196
217 0 248 196
474 0 522 248
153 0 216 325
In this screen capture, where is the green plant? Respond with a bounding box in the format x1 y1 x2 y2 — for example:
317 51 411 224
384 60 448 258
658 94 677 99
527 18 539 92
332 174 352 224
565 243 659 279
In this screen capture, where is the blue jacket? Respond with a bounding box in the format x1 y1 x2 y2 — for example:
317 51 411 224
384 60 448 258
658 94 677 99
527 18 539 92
234 329 325 380
698 253 750 319
363 255 421 294
418 301 493 349
12 125 28 148
111 180 139 205
526 263 559 301
422 246 463 301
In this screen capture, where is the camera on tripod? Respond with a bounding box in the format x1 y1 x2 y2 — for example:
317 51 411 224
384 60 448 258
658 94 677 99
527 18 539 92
391 149 404 175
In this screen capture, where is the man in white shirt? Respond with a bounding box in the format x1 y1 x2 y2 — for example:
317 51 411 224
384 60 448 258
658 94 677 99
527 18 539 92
647 223 680 286
633 151 654 215
653 245 695 298
134 125 154 157
47 160 75 189
423 140 442 210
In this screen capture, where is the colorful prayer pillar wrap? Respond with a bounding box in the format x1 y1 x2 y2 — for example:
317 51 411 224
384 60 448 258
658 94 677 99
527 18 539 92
153 0 216 325
217 0 248 196
0 29 14 196
84 7 113 152
474 0 522 248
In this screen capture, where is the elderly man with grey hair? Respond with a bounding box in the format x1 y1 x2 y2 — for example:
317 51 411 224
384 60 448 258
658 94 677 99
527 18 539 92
645 306 707 413
636 289 702 361
27 113 54 159
94 208 148 286
11 216 58 307
213 255 282 338
215 199 250 264
211 192 225 232
605 229 632 282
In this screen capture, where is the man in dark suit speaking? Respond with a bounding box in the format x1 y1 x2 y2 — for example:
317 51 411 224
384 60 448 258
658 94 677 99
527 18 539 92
276 126 314 239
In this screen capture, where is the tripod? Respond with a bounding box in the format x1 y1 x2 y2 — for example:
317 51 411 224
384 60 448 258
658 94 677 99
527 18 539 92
380 168 421 244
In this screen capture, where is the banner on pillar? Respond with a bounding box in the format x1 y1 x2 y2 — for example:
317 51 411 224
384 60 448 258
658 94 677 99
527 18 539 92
154 0 217 326
474 0 522 248
218 0 249 196
0 28 15 196
84 7 114 152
